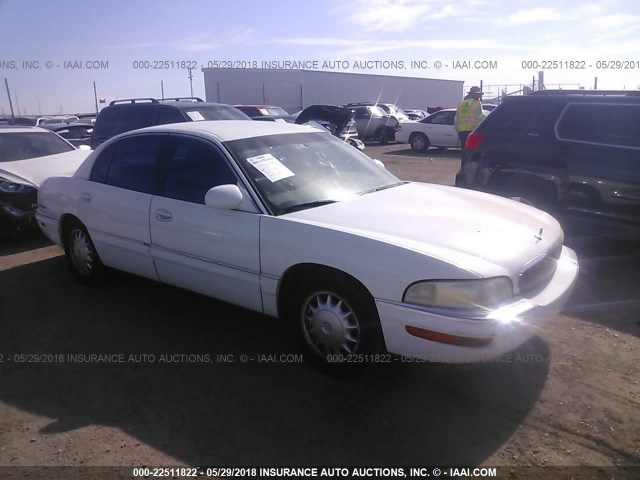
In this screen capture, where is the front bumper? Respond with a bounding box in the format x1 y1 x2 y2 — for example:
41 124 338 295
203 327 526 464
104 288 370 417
376 246 579 363
0 202 37 232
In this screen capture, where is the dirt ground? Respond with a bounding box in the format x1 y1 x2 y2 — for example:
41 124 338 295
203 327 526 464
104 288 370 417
0 144 638 476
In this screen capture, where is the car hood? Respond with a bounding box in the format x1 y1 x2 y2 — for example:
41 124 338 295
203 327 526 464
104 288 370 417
284 182 563 275
295 105 354 134
0 149 90 188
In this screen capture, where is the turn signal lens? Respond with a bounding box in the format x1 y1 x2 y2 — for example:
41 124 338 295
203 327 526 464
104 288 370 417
405 326 493 347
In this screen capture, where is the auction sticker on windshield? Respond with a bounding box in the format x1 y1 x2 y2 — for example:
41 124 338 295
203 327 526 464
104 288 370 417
247 153 295 182
186 111 205 121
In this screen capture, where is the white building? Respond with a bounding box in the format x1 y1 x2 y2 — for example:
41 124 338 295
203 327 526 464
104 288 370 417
202 69 464 113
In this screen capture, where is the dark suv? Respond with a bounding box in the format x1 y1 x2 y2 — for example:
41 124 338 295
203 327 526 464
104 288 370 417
455 90 640 225
91 97 249 148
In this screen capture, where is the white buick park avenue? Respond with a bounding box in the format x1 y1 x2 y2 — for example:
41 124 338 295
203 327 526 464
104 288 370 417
36 120 579 372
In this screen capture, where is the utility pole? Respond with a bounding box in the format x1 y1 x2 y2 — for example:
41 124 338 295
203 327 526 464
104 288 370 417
538 71 544 91
4 78 15 119
187 68 194 98
37 96 42 115
594 77 598 90
161 80 165 100
93 81 99 115
13 90 21 117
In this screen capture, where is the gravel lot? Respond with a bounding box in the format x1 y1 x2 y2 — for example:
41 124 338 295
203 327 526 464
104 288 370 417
0 142 638 473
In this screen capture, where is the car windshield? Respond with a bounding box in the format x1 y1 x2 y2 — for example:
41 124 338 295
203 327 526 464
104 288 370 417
224 131 402 215
181 105 249 121
0 132 75 162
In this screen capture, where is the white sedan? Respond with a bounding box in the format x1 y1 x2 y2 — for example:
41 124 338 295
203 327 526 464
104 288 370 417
396 108 491 152
37 121 578 373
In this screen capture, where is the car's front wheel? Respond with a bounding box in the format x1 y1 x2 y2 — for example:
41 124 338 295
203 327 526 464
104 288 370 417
409 132 430 152
63 219 105 285
289 273 385 374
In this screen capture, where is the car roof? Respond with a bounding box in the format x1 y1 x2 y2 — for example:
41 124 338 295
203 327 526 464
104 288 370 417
40 123 94 130
129 119 322 142
501 94 640 104
0 126 50 133
105 101 236 108
234 104 280 108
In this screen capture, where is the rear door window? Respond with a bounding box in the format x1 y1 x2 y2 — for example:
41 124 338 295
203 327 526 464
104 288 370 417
480 100 545 134
557 103 640 148
103 135 166 193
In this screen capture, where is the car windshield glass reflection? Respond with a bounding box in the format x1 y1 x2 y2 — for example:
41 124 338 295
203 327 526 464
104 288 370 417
181 106 249 121
0 132 75 162
225 132 402 215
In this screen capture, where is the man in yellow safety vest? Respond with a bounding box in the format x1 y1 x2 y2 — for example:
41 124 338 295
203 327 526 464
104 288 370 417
454 86 485 153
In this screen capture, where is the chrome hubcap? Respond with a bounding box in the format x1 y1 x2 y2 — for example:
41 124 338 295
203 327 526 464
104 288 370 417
70 229 93 276
302 292 360 355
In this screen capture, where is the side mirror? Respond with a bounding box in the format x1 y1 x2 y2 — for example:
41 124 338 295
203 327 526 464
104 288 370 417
204 184 243 210
372 159 386 169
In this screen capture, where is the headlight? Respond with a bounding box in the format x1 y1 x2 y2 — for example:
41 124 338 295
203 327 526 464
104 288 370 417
403 277 513 312
0 178 32 194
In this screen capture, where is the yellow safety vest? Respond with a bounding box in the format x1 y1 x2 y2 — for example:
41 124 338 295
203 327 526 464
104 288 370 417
455 98 484 132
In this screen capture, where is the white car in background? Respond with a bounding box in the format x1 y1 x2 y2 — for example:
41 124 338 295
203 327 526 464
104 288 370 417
37 120 578 373
396 108 491 152
0 126 90 233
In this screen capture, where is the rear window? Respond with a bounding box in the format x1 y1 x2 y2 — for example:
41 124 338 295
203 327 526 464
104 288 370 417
54 125 93 139
479 99 546 134
0 132 75 162
557 103 640 148
180 105 249 121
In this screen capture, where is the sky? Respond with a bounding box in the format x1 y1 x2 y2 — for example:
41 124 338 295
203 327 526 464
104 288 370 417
1 0 639 115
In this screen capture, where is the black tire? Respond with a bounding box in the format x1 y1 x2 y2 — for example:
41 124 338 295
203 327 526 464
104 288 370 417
376 126 389 145
409 132 430 152
63 218 105 285
288 273 385 375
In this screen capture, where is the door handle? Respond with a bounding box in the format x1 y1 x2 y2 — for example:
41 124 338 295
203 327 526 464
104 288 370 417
155 209 173 222
80 192 92 203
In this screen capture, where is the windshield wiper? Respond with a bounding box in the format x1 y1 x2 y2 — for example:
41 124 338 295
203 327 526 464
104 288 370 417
359 181 406 196
279 200 338 214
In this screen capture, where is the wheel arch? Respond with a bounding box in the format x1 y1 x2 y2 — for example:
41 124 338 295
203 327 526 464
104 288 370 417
276 263 375 320
59 213 83 246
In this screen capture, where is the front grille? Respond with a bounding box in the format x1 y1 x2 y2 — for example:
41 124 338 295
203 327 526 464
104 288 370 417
518 243 562 294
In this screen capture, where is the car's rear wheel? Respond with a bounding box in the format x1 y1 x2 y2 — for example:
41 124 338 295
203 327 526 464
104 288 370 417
289 273 385 374
63 219 104 285
409 132 430 152
375 126 389 145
